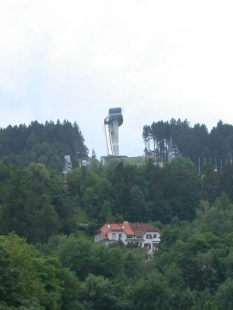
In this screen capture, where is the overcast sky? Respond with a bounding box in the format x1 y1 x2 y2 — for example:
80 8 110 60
1 0 233 158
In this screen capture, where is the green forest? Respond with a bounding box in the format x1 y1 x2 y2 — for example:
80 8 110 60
143 119 233 170
0 120 88 171
1 119 233 309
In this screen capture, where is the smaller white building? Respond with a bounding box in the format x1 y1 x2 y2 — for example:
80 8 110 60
62 155 72 174
94 221 161 257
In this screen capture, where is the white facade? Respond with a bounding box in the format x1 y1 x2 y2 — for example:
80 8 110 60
142 231 161 255
125 231 161 255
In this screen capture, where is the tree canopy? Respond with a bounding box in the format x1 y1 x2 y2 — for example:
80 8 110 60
1 118 233 308
0 120 88 171
143 119 233 171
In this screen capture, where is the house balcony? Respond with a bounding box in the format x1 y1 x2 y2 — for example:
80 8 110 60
125 237 144 242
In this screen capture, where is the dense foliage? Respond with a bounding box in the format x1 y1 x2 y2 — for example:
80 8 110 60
66 157 201 224
0 120 88 171
2 119 233 309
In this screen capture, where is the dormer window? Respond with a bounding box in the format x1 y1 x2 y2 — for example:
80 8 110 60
146 234 152 239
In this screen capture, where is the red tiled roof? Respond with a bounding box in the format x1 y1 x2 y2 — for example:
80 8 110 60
98 221 160 240
128 222 161 236
100 223 122 240
122 221 134 236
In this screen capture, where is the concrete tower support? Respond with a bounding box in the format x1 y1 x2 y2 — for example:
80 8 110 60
104 108 123 156
111 119 119 156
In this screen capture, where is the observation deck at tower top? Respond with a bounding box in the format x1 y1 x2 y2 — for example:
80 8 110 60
104 107 123 126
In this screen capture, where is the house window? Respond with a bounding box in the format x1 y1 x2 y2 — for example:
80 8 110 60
144 243 151 250
146 234 152 239
118 234 122 239
153 234 157 238
153 243 157 250
112 233 116 240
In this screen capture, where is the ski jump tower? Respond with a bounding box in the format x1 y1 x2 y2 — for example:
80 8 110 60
104 108 123 156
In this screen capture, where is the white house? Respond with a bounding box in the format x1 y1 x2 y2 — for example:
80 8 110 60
94 221 161 257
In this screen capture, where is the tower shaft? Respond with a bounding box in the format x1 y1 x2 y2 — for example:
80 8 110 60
111 120 119 156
